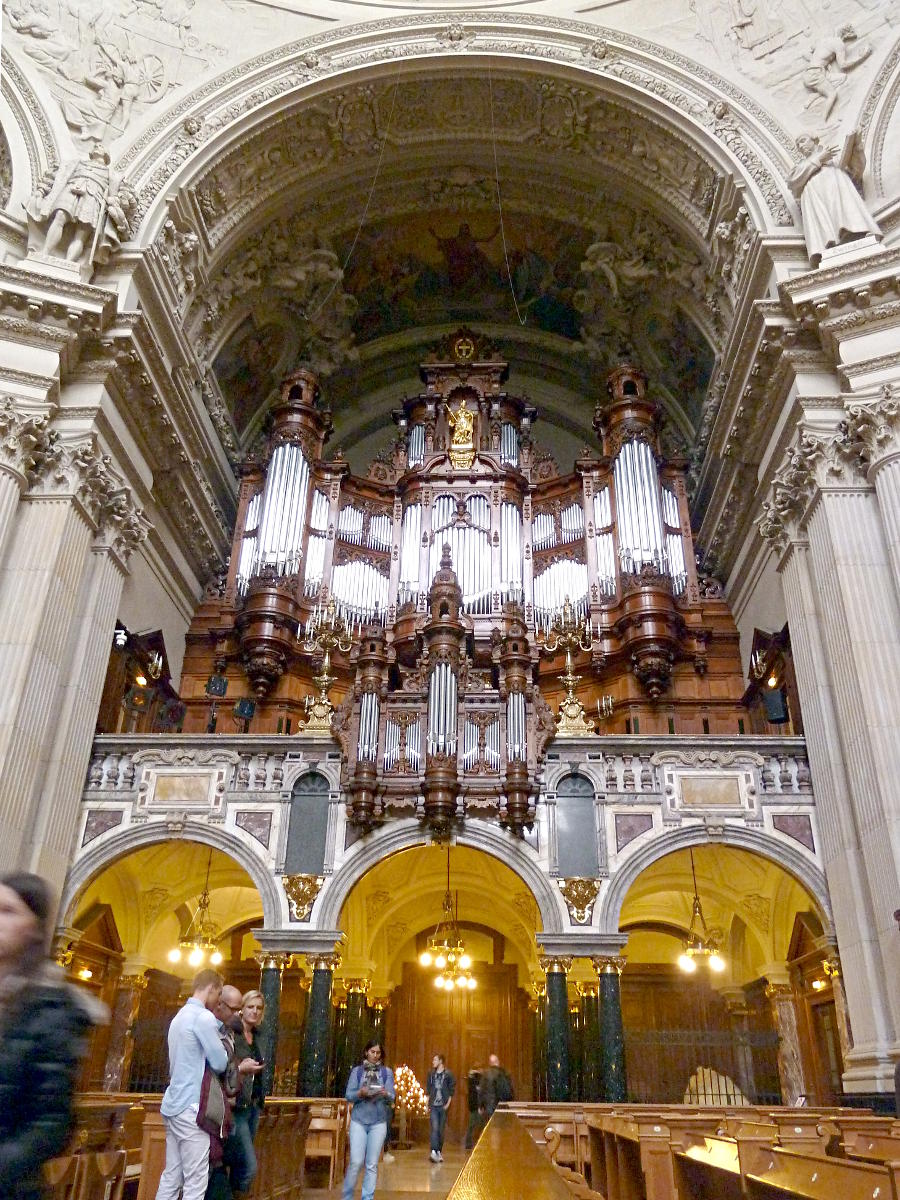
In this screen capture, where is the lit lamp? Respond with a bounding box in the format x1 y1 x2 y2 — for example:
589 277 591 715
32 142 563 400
418 848 477 991
167 851 224 969
677 849 726 975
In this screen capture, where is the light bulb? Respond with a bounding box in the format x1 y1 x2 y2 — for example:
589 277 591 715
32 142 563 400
434 976 445 989
167 948 182 964
459 954 472 970
677 952 697 974
707 953 726 973
188 947 204 967
444 978 455 991
419 950 433 967
434 954 447 970
455 975 466 988
210 949 223 966
467 977 477 990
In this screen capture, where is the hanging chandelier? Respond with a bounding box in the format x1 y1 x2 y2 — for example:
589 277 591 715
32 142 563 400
167 851 223 969
677 849 726 975
418 849 477 991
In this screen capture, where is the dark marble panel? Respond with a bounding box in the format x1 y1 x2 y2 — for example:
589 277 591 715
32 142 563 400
772 814 814 851
615 811 653 852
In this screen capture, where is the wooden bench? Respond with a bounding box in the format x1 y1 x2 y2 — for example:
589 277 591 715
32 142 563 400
448 1111 575 1199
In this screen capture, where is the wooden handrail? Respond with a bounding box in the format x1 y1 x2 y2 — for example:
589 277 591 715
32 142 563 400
448 1111 573 1199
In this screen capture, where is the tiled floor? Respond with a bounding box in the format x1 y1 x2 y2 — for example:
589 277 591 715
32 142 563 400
305 1143 468 1197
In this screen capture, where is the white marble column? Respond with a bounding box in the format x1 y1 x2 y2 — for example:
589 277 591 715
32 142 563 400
0 435 147 889
776 534 893 1078
25 522 145 883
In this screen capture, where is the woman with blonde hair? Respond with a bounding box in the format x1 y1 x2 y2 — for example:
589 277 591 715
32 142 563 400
224 989 267 1198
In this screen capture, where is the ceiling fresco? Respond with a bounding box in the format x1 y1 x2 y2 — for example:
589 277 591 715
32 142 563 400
188 70 729 464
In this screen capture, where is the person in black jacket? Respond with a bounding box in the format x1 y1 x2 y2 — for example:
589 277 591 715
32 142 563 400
0 872 106 1200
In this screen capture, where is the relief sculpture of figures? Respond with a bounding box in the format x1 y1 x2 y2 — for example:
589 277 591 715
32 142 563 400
802 27 871 121
788 133 881 268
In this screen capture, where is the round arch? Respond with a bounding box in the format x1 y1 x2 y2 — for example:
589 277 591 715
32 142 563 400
314 818 567 934
119 16 798 245
597 824 832 937
60 821 283 929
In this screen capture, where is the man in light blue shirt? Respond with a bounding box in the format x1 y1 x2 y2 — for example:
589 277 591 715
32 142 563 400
156 969 228 1200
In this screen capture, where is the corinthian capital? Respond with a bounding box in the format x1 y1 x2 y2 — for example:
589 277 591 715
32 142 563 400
845 384 900 468
0 397 53 485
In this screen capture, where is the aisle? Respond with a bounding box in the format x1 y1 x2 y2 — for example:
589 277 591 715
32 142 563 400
305 1143 468 1197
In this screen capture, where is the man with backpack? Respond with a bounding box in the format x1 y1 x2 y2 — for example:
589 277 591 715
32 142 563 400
477 1053 514 1121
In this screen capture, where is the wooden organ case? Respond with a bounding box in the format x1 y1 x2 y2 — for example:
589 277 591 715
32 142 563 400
180 331 749 833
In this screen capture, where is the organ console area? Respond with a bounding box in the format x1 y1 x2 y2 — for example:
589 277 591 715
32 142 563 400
179 329 760 832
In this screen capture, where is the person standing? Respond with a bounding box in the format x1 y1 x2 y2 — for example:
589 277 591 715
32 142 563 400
205 983 257 1200
426 1053 455 1163
464 1066 484 1149
477 1053 514 1122
0 872 106 1200
342 1040 395 1200
156 969 229 1200
226 989 266 1198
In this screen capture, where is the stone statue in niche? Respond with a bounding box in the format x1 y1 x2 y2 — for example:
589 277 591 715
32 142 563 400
788 133 881 267
25 145 133 275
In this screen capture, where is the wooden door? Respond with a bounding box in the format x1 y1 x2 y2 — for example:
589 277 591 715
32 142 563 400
387 961 532 1143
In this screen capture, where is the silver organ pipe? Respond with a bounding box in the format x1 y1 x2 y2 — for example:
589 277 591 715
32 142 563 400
429 495 492 615
236 492 261 595
560 502 585 542
506 692 526 762
399 503 421 604
500 502 523 603
310 488 329 531
485 719 501 770
408 424 425 467
338 505 365 544
614 439 666 575
383 717 421 771
251 441 310 577
661 486 687 595
367 513 392 550
532 511 555 551
500 422 519 467
592 487 617 597
331 560 389 625
463 720 478 771
427 661 457 755
462 718 502 771
533 561 589 634
304 535 327 596
357 691 380 762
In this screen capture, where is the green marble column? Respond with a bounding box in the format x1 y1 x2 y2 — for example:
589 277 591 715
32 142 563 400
257 953 290 1097
341 979 371 1093
594 956 627 1102
569 1003 584 1100
579 983 602 1102
539 956 572 1102
370 997 389 1043
531 989 547 1101
299 953 340 1097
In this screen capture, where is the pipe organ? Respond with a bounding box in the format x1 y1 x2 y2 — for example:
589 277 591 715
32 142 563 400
183 330 748 831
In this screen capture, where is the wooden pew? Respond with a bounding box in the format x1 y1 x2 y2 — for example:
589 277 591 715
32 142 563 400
742 1144 900 1199
448 1111 574 1199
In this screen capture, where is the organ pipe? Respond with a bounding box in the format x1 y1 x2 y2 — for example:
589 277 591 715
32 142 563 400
507 692 526 762
251 441 310 578
357 691 380 762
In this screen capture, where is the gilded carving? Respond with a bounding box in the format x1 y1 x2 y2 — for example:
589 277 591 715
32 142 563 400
557 878 601 925
283 874 325 922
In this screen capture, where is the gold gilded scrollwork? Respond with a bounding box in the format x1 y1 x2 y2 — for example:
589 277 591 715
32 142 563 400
283 873 325 921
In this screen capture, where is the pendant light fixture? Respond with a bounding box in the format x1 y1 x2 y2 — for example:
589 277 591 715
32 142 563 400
418 848 477 991
677 849 726 974
167 850 223 968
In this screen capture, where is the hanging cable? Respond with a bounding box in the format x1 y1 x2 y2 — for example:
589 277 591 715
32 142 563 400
488 65 527 326
307 80 400 322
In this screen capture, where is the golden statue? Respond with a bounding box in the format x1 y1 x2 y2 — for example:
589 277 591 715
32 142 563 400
446 396 476 469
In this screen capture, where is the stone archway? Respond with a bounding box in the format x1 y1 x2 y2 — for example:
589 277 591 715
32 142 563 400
598 823 832 937
314 817 567 935
59 819 284 929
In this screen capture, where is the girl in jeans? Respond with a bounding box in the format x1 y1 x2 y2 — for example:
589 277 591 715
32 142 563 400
342 1040 395 1200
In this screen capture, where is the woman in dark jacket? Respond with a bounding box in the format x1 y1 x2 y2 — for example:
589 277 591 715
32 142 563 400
227 989 267 1198
0 873 106 1200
